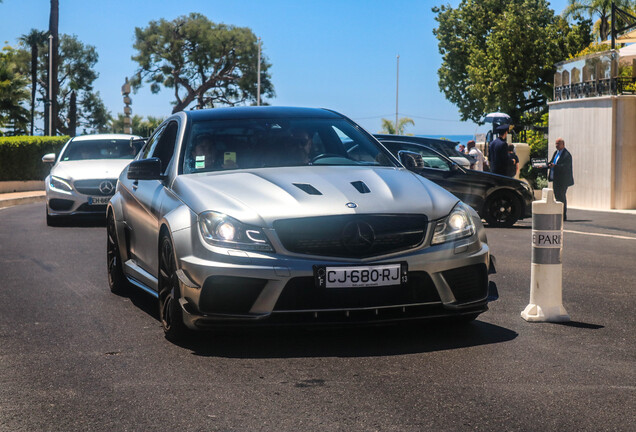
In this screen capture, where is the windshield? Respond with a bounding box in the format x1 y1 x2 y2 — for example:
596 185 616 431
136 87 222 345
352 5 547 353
182 117 397 174
59 139 142 161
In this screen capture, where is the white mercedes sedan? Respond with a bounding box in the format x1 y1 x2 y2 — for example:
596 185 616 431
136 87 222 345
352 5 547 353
42 133 142 225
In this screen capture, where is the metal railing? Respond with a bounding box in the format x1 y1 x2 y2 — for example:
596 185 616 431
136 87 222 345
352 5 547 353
554 77 636 101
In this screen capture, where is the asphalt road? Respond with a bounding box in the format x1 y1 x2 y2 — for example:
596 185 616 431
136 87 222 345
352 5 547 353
1 203 634 432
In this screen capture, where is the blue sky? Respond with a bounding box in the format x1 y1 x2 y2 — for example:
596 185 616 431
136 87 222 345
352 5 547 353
1 0 569 136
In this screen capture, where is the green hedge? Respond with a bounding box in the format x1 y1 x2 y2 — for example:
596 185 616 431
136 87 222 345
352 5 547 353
0 136 69 181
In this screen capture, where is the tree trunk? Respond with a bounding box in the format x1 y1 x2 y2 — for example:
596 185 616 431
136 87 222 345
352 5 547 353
49 0 59 135
69 90 77 137
30 45 37 136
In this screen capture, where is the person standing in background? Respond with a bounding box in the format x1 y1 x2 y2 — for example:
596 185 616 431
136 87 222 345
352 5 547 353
488 124 510 176
548 137 574 221
507 144 519 177
466 140 486 171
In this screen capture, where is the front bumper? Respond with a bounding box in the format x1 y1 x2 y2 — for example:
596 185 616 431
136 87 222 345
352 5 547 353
171 227 495 329
45 179 113 216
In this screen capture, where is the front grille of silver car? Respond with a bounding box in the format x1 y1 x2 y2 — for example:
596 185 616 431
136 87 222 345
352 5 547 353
273 214 427 258
73 179 117 196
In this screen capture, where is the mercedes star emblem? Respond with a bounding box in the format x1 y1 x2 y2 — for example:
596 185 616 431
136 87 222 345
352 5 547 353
99 180 115 195
341 221 375 252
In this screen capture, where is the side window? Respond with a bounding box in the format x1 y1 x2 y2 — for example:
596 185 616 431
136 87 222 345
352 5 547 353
417 148 451 171
151 121 179 174
142 124 166 160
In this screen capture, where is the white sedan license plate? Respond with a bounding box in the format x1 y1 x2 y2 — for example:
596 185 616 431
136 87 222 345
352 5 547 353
88 196 110 205
315 263 408 288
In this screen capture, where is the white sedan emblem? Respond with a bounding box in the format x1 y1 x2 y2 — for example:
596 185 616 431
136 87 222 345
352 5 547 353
99 181 115 195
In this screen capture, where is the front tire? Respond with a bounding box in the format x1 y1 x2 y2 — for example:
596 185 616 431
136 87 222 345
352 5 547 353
484 191 521 227
158 233 190 342
107 212 128 294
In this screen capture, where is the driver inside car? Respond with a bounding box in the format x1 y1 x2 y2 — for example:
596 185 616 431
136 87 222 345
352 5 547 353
289 129 314 164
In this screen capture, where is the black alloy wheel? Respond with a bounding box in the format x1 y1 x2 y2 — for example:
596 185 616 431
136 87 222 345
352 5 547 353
484 190 521 227
107 212 128 294
158 234 189 342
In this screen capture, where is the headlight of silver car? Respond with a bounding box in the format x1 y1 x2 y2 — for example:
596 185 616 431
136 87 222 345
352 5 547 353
198 211 273 252
431 202 475 245
49 176 73 192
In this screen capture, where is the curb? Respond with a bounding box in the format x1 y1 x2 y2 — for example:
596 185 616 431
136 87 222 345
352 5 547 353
0 192 46 209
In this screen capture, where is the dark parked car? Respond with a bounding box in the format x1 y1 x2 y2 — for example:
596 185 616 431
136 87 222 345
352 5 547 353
377 137 533 227
374 134 475 168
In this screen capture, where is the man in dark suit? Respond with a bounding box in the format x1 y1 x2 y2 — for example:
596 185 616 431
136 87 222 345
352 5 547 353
548 137 574 220
488 124 511 176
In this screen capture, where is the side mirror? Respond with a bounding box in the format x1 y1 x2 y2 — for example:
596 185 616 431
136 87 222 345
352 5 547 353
127 158 163 181
42 153 56 164
398 150 425 170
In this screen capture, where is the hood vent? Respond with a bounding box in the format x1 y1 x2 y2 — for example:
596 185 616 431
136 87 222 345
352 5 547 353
351 181 371 194
293 183 322 195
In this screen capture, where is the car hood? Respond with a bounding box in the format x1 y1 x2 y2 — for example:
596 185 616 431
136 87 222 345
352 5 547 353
51 159 133 181
172 166 459 227
464 167 526 187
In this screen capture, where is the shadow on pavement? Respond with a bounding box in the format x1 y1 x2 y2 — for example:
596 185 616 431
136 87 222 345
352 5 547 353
114 283 160 321
173 320 519 359
554 320 604 330
47 215 107 228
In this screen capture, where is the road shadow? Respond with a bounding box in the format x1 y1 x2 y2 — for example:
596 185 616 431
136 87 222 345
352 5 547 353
554 320 604 330
47 215 106 228
172 319 518 359
114 283 160 321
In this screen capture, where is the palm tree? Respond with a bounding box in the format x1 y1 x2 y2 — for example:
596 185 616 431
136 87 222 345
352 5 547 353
49 0 59 135
563 0 634 42
380 117 415 135
19 29 48 136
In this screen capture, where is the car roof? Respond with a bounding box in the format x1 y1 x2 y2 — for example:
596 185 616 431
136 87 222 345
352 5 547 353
374 134 459 146
184 106 344 121
71 134 141 141
380 139 450 158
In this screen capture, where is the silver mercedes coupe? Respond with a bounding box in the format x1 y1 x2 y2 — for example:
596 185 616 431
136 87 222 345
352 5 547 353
107 107 497 342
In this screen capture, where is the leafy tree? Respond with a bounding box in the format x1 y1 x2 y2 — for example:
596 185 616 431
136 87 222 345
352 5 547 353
32 34 111 135
379 117 414 135
520 113 549 189
433 0 592 126
563 0 635 42
132 13 275 113
110 114 164 136
19 29 48 135
0 45 30 135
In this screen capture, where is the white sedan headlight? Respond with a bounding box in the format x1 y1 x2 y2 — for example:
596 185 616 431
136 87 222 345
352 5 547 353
49 176 73 192
198 211 273 252
431 202 476 245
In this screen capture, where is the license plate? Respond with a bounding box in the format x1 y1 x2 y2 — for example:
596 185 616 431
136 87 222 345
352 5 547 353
314 262 408 288
88 196 110 205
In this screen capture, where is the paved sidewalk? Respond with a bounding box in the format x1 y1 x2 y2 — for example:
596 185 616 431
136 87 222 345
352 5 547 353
0 190 46 209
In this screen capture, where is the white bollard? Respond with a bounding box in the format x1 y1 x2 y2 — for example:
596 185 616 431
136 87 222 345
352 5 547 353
521 188 570 322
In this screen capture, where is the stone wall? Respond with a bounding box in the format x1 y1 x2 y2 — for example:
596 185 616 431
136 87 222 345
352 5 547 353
548 95 636 210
